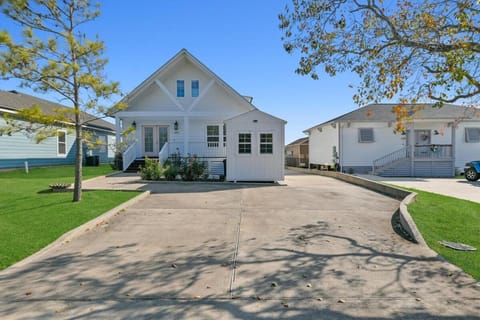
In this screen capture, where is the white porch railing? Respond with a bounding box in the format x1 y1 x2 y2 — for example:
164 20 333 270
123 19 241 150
158 142 169 166
372 146 411 175
122 141 137 171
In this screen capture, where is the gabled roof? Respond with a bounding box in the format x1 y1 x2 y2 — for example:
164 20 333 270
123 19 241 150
304 103 480 133
287 137 308 146
224 108 287 124
0 90 115 132
122 48 255 110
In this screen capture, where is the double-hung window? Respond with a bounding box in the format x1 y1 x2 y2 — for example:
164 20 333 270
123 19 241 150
207 125 220 148
259 133 273 154
57 130 66 156
465 128 480 143
238 133 251 154
191 80 199 97
176 80 185 97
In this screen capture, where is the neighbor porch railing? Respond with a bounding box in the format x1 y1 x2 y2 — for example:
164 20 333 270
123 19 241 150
414 144 453 159
373 144 453 175
122 141 137 171
372 145 411 175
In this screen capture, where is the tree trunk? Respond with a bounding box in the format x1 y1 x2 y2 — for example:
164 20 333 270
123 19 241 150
73 113 82 202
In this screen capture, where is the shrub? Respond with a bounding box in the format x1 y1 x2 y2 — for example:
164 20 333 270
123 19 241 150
181 158 206 181
140 157 163 180
163 165 178 181
110 152 123 170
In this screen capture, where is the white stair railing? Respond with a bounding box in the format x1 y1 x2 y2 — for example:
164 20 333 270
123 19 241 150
158 142 169 166
122 141 137 171
372 145 411 174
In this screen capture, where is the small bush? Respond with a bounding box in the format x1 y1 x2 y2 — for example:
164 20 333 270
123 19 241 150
140 157 163 180
163 165 178 181
181 158 206 181
110 152 123 170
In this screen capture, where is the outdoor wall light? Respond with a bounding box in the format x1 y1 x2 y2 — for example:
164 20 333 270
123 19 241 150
132 121 136 128
174 121 179 131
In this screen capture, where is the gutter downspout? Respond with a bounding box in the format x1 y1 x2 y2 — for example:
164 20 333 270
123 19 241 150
451 121 456 176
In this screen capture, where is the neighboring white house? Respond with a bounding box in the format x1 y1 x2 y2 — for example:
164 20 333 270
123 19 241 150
304 104 480 177
114 49 286 182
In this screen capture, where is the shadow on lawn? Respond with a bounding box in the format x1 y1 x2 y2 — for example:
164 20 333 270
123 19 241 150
0 219 478 319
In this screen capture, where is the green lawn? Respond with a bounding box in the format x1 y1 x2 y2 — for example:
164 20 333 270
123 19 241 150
0 165 139 270
407 189 480 280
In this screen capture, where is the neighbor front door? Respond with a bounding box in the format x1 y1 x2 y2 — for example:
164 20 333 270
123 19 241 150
143 125 168 157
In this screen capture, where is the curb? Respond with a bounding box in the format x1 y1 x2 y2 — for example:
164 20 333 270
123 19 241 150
3 190 151 271
286 167 426 245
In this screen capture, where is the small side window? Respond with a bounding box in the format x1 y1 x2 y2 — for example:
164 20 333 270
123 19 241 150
57 130 66 156
259 133 273 154
465 127 480 143
358 128 374 143
207 125 219 148
238 133 251 154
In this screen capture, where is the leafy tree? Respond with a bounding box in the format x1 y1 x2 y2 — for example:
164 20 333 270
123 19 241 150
0 0 124 201
279 0 480 128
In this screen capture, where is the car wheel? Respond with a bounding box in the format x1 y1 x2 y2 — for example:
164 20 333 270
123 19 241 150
465 168 479 181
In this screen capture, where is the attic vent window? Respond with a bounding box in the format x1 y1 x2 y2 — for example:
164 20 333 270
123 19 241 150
176 80 185 97
358 128 374 143
465 127 480 143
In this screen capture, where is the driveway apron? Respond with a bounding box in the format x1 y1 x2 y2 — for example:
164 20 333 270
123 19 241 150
0 172 478 319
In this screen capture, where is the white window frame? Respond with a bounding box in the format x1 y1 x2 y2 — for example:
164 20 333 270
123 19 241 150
97 134 107 153
207 125 220 148
465 127 480 143
176 80 185 97
358 128 374 143
191 80 199 97
57 129 67 157
259 132 273 154
238 132 252 155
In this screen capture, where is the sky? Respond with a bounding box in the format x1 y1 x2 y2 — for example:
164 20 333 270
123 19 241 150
0 0 366 144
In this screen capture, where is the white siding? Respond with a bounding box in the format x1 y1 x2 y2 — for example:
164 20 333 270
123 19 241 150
225 110 285 182
455 121 480 169
308 124 338 165
341 122 405 167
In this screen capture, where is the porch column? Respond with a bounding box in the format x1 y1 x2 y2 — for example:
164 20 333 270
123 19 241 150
115 116 121 150
184 115 189 155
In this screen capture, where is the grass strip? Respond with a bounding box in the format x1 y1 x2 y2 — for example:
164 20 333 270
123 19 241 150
407 189 480 280
0 165 139 270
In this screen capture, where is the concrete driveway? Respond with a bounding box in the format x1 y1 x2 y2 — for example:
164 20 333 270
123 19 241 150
0 171 478 319
360 175 480 204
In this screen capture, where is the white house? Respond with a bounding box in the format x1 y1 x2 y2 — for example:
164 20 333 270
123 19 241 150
225 109 285 182
114 49 286 182
304 104 480 177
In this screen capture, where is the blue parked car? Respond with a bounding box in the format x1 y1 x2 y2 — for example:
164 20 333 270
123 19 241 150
464 161 480 181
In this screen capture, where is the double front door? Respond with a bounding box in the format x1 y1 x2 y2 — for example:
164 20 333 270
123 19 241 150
143 125 168 157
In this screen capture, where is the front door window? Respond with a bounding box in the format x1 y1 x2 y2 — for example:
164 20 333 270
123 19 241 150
414 130 431 157
144 127 154 153
143 125 169 156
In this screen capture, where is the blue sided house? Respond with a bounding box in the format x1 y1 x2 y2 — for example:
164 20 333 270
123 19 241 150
0 90 116 169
